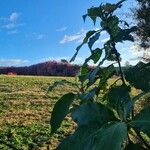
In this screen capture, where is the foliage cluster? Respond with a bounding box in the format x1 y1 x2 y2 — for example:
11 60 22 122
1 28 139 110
50 0 150 149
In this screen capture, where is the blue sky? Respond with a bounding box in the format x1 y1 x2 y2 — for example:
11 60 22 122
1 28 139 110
0 0 142 66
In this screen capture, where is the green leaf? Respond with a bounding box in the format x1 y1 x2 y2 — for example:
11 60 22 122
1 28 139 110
105 85 132 120
125 62 150 92
90 48 102 64
129 106 150 136
72 103 116 126
50 93 75 134
88 32 100 50
57 123 100 150
85 122 128 150
80 64 89 75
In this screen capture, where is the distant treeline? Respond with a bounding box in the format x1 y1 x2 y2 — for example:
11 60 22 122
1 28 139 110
0 61 81 77
0 60 129 77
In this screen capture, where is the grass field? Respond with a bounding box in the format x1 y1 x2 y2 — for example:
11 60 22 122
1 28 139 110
0 75 76 150
0 75 149 150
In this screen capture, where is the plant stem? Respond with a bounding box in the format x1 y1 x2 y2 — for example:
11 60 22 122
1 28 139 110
112 42 126 85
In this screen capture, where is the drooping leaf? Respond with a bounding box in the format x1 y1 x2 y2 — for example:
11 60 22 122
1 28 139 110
82 14 88 22
88 32 101 50
83 30 97 43
105 85 132 120
50 93 75 134
72 103 116 126
57 123 100 150
124 62 150 92
129 106 150 136
84 122 128 150
70 44 84 62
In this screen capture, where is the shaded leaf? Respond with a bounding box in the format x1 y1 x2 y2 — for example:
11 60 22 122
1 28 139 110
50 93 75 134
85 122 127 150
129 106 150 136
72 103 116 126
88 32 100 50
57 123 100 150
105 85 132 120
125 62 150 92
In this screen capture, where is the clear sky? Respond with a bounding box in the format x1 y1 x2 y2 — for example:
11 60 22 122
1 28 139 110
0 0 142 66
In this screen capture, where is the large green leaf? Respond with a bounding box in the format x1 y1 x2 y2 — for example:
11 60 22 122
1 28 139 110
129 106 150 136
72 103 116 126
85 122 128 150
124 62 150 92
57 123 100 150
50 93 75 134
105 85 132 120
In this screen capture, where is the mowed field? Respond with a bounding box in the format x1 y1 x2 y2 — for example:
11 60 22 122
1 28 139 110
0 75 76 150
0 75 149 150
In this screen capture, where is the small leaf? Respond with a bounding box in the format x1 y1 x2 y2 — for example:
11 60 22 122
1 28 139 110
91 48 102 64
82 14 88 22
72 103 116 126
85 122 128 150
129 106 150 136
50 93 75 134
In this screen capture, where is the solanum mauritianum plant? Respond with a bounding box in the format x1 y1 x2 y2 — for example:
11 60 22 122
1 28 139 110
50 0 150 149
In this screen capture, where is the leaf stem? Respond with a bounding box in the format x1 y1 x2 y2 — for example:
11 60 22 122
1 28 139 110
112 42 126 85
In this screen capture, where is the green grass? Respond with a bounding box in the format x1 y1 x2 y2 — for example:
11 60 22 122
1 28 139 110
0 75 149 150
0 75 76 150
